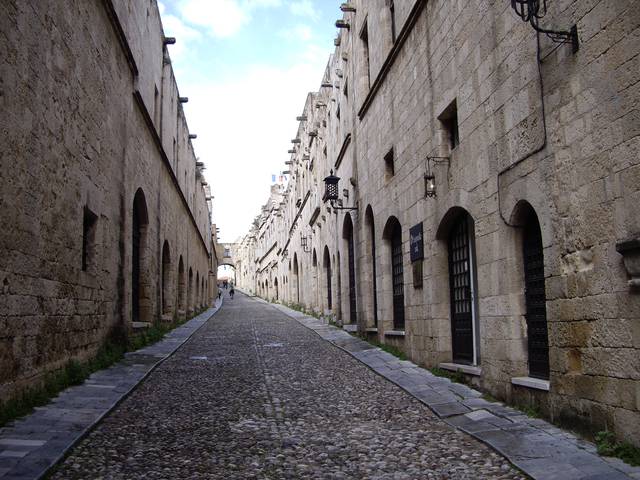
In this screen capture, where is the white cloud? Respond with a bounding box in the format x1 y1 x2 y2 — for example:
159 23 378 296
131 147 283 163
174 0 285 38
289 0 319 20
247 0 283 6
278 24 313 42
180 49 331 242
178 0 249 38
161 13 202 60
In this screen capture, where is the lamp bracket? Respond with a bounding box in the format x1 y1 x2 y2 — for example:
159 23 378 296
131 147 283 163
511 1 579 52
426 155 450 164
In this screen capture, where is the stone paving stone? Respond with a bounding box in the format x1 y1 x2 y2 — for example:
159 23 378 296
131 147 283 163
269 303 640 480
0 302 221 480
51 293 527 480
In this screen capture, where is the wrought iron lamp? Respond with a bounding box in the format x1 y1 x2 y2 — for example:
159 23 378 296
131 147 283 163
424 156 450 199
510 0 579 52
322 170 357 210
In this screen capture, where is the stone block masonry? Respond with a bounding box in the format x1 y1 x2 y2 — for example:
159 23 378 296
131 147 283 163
0 1 217 403
237 0 640 447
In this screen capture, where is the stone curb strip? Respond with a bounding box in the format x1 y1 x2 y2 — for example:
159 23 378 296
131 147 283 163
265 300 640 480
0 300 223 480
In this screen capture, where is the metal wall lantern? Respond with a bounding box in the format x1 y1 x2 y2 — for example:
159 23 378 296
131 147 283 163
300 232 311 253
511 0 579 52
323 170 340 202
322 170 358 210
424 156 450 199
335 20 350 30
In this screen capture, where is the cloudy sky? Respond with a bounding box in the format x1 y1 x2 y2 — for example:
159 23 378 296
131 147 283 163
158 0 340 243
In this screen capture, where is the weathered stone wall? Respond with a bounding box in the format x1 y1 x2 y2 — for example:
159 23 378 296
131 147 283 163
238 0 640 445
0 1 214 401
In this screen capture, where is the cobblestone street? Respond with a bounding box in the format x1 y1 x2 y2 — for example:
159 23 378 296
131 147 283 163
52 293 525 480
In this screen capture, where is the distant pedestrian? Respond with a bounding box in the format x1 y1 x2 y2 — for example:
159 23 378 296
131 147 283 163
229 286 235 299
217 290 222 301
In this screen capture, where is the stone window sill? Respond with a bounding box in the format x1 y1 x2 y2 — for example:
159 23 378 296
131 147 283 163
342 324 358 332
511 376 550 391
384 330 405 337
439 362 482 376
365 327 378 333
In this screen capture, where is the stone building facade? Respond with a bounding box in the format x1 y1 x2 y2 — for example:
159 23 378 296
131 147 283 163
237 0 640 445
0 1 216 401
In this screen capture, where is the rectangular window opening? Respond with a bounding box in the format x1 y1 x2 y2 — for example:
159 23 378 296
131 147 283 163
82 207 98 272
384 148 395 180
390 0 396 43
360 21 371 88
439 100 459 150
153 85 160 128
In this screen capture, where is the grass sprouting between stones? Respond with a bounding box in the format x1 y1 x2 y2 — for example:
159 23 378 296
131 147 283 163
595 431 640 466
0 308 208 429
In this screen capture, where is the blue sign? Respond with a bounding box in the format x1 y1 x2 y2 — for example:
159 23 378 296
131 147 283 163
410 223 424 262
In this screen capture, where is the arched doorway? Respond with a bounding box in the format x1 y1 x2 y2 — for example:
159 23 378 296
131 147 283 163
445 210 479 365
514 202 550 379
312 249 319 310
132 189 149 323
343 214 357 324
323 246 332 311
293 253 300 304
188 267 193 313
178 256 186 315
195 272 200 309
383 216 404 330
365 205 378 327
161 240 172 316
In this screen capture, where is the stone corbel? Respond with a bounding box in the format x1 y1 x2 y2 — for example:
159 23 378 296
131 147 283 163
615 238 640 287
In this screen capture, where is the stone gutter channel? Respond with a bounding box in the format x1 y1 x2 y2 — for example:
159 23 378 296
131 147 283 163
0 299 222 480
266 300 640 480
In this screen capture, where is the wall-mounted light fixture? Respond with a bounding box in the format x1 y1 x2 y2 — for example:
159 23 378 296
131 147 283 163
288 149 296 154
291 138 301 144
179 97 189 103
163 37 176 45
424 156 450 198
510 0 579 52
322 170 358 211
189 134 197 139
300 232 311 253
340 3 356 13
297 115 308 121
335 20 350 29
321 82 333 88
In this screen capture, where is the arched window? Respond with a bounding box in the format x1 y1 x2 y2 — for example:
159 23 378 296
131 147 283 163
384 217 404 330
132 189 149 323
521 205 549 379
343 214 357 324
161 241 172 316
447 211 478 365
